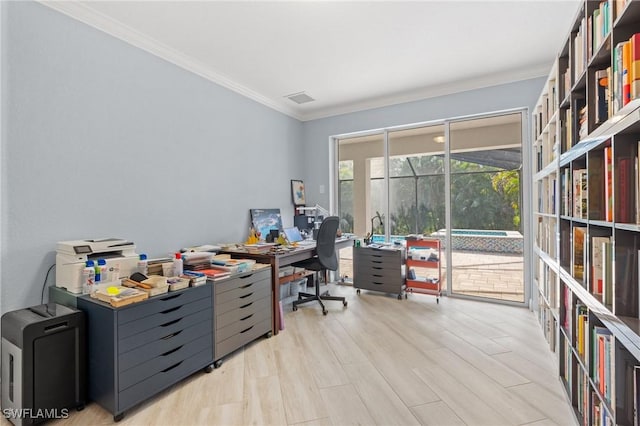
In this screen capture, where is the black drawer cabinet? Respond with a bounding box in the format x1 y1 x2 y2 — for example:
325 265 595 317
212 268 272 367
353 246 406 299
77 284 213 422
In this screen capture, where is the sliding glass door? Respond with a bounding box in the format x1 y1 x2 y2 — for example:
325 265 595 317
449 113 525 302
333 109 527 305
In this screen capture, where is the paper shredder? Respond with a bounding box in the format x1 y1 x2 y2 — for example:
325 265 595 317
1 303 85 425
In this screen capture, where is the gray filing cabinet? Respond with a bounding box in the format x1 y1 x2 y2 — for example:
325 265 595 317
213 268 272 367
77 284 213 422
353 246 406 299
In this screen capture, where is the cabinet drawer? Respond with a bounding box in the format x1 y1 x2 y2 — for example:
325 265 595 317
119 347 212 413
118 307 211 354
354 268 403 283
215 284 271 316
215 306 271 342
215 277 270 305
355 280 405 294
214 269 271 295
355 254 402 269
118 298 211 340
216 295 271 330
119 333 212 391
119 319 211 373
118 285 211 325
215 320 271 360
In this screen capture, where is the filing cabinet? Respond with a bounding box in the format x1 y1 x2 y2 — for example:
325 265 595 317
353 246 406 299
77 284 213 422
213 268 272 367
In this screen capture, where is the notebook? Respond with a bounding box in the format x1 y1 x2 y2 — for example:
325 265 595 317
283 226 304 243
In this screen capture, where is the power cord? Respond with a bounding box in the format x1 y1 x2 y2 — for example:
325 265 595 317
41 264 55 304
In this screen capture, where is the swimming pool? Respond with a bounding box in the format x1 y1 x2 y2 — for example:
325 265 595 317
371 230 523 254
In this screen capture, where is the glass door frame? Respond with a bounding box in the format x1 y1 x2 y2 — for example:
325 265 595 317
330 107 531 308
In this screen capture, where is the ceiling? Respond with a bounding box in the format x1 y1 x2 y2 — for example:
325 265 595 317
44 1 581 121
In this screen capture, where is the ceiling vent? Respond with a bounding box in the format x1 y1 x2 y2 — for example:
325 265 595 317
285 91 315 104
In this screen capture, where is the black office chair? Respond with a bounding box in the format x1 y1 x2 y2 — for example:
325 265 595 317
291 216 348 315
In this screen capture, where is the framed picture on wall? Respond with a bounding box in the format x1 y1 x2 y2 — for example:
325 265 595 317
291 180 306 206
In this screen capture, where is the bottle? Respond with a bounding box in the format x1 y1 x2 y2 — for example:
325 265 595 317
98 259 108 283
94 260 101 283
172 252 183 277
138 254 148 275
82 260 96 294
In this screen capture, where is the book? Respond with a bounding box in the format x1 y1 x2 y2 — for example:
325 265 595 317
573 227 586 283
617 157 635 223
591 236 610 297
624 39 632 106
630 33 640 100
604 145 613 221
634 365 640 426
602 241 613 307
589 154 604 219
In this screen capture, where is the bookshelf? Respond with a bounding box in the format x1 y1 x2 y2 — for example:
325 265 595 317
533 1 640 424
405 238 442 303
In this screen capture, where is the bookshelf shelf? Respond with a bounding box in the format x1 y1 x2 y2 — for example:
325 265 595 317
533 1 640 424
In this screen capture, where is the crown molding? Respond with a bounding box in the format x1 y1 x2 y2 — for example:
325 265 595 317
39 1 302 120
298 63 550 121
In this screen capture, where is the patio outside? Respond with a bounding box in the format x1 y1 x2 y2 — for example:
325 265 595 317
338 246 524 302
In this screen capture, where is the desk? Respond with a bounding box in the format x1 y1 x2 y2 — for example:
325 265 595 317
221 237 353 335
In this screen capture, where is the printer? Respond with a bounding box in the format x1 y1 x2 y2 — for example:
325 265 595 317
55 238 139 294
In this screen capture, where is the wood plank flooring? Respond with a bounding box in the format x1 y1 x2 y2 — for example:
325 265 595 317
48 284 577 426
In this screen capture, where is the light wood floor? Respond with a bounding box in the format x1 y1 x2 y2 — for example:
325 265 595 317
51 284 577 426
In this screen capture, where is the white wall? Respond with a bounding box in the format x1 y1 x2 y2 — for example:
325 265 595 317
1 2 304 313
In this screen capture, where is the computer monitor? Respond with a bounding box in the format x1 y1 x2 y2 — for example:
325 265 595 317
283 227 304 243
250 209 283 239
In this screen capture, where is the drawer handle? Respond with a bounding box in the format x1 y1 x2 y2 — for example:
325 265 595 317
239 274 254 279
240 314 254 321
373 274 383 278
240 283 254 289
372 267 383 270
373 282 384 285
162 345 184 356
162 330 182 340
240 325 254 334
162 361 183 373
239 302 253 309
160 318 182 327
160 306 182 315
372 261 382 264
160 294 182 301
239 292 254 299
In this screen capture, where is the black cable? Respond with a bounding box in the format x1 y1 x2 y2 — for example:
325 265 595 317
41 264 55 304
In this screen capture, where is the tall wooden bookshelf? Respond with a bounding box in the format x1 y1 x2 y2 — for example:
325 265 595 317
533 1 640 425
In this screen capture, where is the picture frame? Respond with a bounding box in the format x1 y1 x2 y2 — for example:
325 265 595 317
291 179 306 206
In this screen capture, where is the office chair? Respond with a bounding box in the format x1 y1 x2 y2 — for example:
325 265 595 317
291 216 348 315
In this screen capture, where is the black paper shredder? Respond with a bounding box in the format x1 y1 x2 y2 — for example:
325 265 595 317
1 303 85 425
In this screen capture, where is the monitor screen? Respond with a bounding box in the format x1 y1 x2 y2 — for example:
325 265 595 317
283 227 303 243
250 209 283 239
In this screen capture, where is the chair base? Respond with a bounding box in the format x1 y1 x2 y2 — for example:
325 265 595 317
292 271 347 315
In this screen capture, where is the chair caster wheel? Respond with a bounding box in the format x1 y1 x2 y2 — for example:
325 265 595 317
214 360 223 369
265 331 273 338
76 404 85 411
114 413 125 422
405 293 408 299
343 300 348 307
292 305 298 311
437 298 439 304
397 294 402 300
204 364 214 373
322 309 328 315
356 289 360 295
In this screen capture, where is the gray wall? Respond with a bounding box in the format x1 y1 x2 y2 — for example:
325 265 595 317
1 2 303 313
301 78 546 209
1 1 548 313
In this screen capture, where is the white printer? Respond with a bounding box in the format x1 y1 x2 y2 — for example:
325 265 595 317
56 238 140 294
